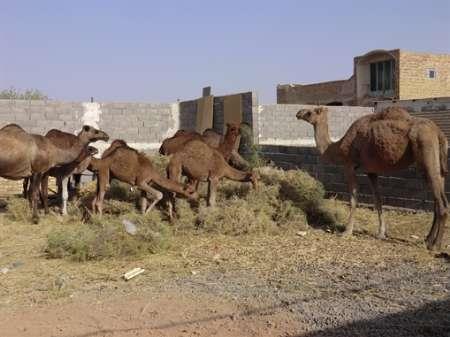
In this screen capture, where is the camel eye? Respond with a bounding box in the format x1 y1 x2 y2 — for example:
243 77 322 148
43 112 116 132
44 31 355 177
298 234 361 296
305 112 311 117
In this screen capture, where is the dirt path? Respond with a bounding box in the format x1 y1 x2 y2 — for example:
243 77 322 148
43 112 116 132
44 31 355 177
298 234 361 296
2 257 449 337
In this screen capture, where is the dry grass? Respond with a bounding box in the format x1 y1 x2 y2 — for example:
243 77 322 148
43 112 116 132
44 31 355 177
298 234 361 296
0 160 446 308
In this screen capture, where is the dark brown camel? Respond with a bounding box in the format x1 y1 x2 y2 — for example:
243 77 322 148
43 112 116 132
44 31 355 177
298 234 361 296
23 126 109 215
0 124 107 222
160 123 249 167
89 140 198 215
296 106 448 251
167 139 258 219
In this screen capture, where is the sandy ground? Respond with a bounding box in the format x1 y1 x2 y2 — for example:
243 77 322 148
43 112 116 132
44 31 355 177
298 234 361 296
0 178 449 336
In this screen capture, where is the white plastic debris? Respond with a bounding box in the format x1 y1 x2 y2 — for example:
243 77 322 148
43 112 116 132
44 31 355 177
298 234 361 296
123 219 138 235
0 267 9 275
410 235 420 240
296 231 307 237
123 267 145 281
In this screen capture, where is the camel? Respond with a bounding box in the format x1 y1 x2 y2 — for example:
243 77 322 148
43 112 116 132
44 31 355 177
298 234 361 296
166 139 258 219
296 106 448 251
23 126 109 215
89 140 198 215
159 123 249 169
0 124 108 222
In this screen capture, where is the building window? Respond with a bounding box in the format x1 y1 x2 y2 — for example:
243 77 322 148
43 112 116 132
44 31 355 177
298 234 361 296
370 59 395 93
427 69 436 79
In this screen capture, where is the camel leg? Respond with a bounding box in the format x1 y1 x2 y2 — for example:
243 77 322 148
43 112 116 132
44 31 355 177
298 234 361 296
30 173 41 224
140 191 148 214
343 167 357 237
425 173 448 251
367 173 387 239
23 178 29 199
138 183 163 214
93 169 109 215
40 173 50 214
166 164 182 221
60 176 70 215
207 177 219 207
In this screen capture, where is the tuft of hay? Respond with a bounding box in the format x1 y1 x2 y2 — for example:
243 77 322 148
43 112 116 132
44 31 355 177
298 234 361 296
45 211 171 261
5 197 32 223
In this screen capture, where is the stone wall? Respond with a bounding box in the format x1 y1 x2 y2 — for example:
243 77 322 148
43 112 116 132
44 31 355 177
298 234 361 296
399 51 450 100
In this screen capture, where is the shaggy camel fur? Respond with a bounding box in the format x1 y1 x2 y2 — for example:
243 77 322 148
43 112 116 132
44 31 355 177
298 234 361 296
0 124 107 222
23 126 109 215
159 123 249 168
167 139 258 219
89 140 198 215
296 106 448 251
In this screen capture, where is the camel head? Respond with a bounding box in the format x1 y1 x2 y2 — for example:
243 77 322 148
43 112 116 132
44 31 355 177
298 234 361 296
226 123 241 137
296 107 328 125
86 146 99 157
78 125 110 143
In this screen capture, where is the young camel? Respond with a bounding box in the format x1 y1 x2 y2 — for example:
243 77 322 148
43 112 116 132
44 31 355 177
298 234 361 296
159 123 249 168
296 106 448 251
89 140 198 215
0 124 105 222
23 126 109 215
166 139 258 219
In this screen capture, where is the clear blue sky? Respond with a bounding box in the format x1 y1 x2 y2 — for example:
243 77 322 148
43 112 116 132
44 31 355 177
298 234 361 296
1 0 449 103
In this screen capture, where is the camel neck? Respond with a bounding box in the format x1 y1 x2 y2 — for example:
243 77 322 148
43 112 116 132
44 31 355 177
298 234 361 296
313 121 342 163
313 122 332 155
219 133 237 155
224 165 250 182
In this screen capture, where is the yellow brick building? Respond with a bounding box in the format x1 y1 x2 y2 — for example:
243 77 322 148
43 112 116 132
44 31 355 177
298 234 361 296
277 49 450 106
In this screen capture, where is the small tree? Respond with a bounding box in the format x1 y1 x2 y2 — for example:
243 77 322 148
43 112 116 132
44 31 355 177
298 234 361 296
0 87 48 100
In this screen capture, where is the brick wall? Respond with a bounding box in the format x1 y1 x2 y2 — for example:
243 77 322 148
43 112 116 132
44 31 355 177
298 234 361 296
399 51 450 100
277 78 355 105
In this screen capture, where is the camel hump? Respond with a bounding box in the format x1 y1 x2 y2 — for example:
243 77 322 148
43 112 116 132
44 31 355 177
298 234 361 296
368 119 411 165
376 107 412 121
45 129 79 148
0 123 27 135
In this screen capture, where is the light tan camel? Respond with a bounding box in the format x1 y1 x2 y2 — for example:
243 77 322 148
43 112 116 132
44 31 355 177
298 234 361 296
0 124 107 222
166 139 258 219
22 126 109 215
296 106 448 251
89 140 198 215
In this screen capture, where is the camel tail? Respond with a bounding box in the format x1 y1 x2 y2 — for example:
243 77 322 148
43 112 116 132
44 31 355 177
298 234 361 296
152 173 191 197
438 131 448 177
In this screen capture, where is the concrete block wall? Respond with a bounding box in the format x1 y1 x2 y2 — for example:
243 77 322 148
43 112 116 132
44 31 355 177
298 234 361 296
260 145 448 210
256 104 373 146
0 99 180 153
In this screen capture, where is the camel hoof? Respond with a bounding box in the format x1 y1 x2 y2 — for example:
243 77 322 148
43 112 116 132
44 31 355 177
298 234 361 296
425 238 439 252
340 230 353 238
377 233 387 240
32 216 39 225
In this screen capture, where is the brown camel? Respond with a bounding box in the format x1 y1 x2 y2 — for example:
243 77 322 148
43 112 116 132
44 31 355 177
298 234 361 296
23 126 109 215
0 124 107 222
159 123 249 168
89 140 198 215
296 106 448 251
166 139 258 219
